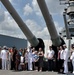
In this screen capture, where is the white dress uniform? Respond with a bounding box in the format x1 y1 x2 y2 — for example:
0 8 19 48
1 49 7 70
63 48 69 73
70 51 74 74
27 48 33 70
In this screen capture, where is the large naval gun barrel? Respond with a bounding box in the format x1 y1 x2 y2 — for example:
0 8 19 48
37 0 65 70
1 0 45 51
37 0 63 46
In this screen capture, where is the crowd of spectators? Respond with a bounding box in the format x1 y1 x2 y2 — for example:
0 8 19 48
0 44 74 74
0 46 44 71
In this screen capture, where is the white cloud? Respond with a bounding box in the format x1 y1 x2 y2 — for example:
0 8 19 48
32 0 42 16
9 0 13 2
0 0 63 40
0 10 63 40
32 0 65 16
25 19 50 39
45 0 65 14
23 3 33 16
0 11 25 39
31 0 63 39
25 19 63 40
54 21 63 34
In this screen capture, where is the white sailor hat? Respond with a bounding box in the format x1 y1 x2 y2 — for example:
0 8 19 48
3 46 7 49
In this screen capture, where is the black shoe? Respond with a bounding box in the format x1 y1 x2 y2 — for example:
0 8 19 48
62 72 66 74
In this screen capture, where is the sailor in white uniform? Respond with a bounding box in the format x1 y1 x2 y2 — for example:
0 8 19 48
63 44 70 74
27 46 33 71
1 46 8 70
70 46 74 74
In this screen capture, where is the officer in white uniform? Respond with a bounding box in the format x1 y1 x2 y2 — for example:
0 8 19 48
63 44 70 74
1 46 8 70
70 46 74 74
27 46 33 71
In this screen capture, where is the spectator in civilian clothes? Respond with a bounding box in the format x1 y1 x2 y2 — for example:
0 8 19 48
20 52 25 71
24 48 28 70
32 47 36 70
15 50 20 71
38 47 44 72
47 46 55 71
7 48 12 70
34 51 39 71
57 46 64 73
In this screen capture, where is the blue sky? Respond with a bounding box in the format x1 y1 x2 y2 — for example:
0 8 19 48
0 0 65 40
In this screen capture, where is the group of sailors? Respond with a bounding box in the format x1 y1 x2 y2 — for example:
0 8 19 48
54 44 74 74
57 45 70 74
0 44 74 74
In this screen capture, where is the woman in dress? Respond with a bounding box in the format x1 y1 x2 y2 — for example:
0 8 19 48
38 47 44 71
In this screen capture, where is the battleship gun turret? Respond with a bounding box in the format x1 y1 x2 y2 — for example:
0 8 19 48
37 1 65 70
0 0 45 52
0 0 65 53
37 0 65 47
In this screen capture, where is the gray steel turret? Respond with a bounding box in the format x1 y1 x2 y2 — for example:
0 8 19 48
37 0 64 46
0 0 65 52
0 0 45 52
